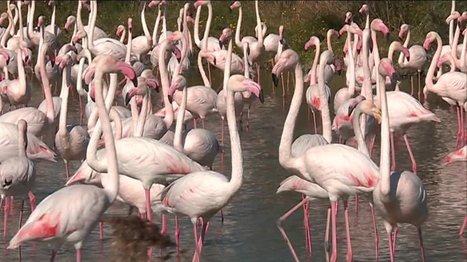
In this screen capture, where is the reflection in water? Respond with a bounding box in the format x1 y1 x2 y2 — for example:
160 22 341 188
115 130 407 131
0 71 465 262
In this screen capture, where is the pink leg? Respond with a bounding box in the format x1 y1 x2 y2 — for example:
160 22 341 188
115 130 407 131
28 191 36 211
324 207 331 259
175 216 180 248
417 227 426 262
193 118 197 129
281 72 286 97
276 197 309 262
99 221 104 240
18 200 24 229
3 197 9 239
390 132 396 171
402 134 417 174
161 214 167 235
201 118 206 129
76 247 82 262
417 71 422 101
221 119 225 145
368 133 377 158
311 109 318 134
79 94 84 125
64 160 70 179
207 63 212 84
302 195 312 255
460 215 467 236
410 75 414 96
330 200 338 262
50 250 57 262
145 189 152 222
246 108 251 131
392 227 398 254
343 200 353 262
369 203 379 261
387 233 395 262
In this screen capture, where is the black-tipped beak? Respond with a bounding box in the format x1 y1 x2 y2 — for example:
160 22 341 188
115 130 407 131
132 77 138 87
272 73 279 87
168 95 173 103
348 102 358 116
219 40 223 49
213 57 217 65
258 88 264 103
125 93 132 106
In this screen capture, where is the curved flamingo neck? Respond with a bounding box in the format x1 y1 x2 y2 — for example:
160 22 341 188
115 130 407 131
158 40 173 129
346 30 356 96
151 6 162 45
50 3 57 35
371 27 381 70
234 5 243 48
58 61 70 135
1 13 13 47
125 23 132 63
326 31 334 52
318 51 332 143
255 0 263 45
451 24 461 66
88 0 97 50
202 2 213 49
174 81 186 152
15 47 26 100
197 51 210 87
449 0 456 46
425 34 442 92
134 86 149 137
378 63 391 198
398 29 410 64
141 4 151 43
39 29 54 124
26 0 35 40
362 29 372 102
243 42 249 78
352 105 370 156
309 40 320 85
193 5 202 47
16 1 24 42
279 61 303 171
86 69 119 203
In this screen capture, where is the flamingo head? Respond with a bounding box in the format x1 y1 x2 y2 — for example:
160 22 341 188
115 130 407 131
115 25 125 37
63 15 76 33
36 15 46 28
371 19 390 37
378 58 396 84
347 95 367 116
84 55 138 87
66 161 102 186
437 53 452 68
272 49 299 87
0 12 8 25
398 24 409 40
445 11 461 24
304 36 319 51
219 28 233 44
459 12 467 30
125 77 153 105
71 29 87 45
230 1 241 10
359 4 369 15
228 75 264 103
423 31 438 50
148 0 164 8
344 11 352 24
194 0 209 9
168 75 186 101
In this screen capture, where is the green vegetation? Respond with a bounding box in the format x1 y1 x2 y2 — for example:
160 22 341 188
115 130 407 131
19 1 467 66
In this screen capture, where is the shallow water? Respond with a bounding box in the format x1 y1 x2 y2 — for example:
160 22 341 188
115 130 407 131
0 67 465 262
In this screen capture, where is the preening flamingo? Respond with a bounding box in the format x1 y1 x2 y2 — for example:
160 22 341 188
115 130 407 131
441 145 467 165
274 49 380 262
373 58 428 262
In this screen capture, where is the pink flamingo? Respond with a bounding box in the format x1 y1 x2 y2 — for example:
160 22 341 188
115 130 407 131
162 38 261 262
398 24 427 97
7 52 131 262
373 58 428 262
423 31 467 147
274 49 380 262
130 3 152 61
0 120 36 238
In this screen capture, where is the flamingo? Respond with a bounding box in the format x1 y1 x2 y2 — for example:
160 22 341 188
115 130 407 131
162 38 261 261
0 119 36 238
373 58 428 262
398 24 427 98
2 44 30 107
7 52 130 262
54 51 89 179
422 31 466 147
130 3 152 61
193 0 220 52
274 49 380 262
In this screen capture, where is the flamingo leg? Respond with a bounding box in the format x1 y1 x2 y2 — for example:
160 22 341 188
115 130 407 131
330 200 338 262
78 94 84 125
161 214 167 235
311 109 318 134
343 200 353 262
220 209 224 224
50 249 57 262
417 70 422 101
402 134 417 174
354 195 359 216
369 202 379 261
76 247 82 262
324 207 331 261
193 118 197 129
175 216 180 248
456 106 462 147
18 200 24 229
418 227 426 262
64 160 70 179
387 233 395 262
3 197 9 239
460 215 467 236
392 227 398 255
221 118 225 145
207 63 212 84
202 118 206 129
28 191 36 211
302 195 312 255
281 72 286 97
276 197 309 262
99 221 104 240
246 107 251 131
410 75 414 96
145 189 153 222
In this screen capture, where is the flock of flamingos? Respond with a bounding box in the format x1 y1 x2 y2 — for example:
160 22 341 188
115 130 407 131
0 0 465 261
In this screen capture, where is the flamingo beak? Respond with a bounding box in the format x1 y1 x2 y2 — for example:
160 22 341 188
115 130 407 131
271 73 279 87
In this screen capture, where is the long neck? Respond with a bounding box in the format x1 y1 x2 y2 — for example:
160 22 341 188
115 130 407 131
159 41 173 129
279 63 303 170
39 40 54 124
109 109 122 140
76 0 84 31
371 28 381 70
141 5 151 42
86 70 119 202
243 43 249 78
317 55 332 143
234 6 243 48
16 47 26 97
255 0 263 45
378 63 391 198
198 51 210 87
326 31 333 52
398 29 410 64
449 0 455 46
88 0 97 49
174 83 187 152
461 32 467 67
346 31 355 96
18 124 27 157
352 106 370 156
225 39 242 192
151 7 161 45
309 42 320 85
134 88 149 137
58 62 69 135
365 13 370 30
425 34 442 91
202 3 213 49
50 4 56 35
362 29 372 102
119 27 126 43
17 1 24 42
193 6 202 47
451 24 461 63
27 1 34 38
125 25 132 63
1 13 13 47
